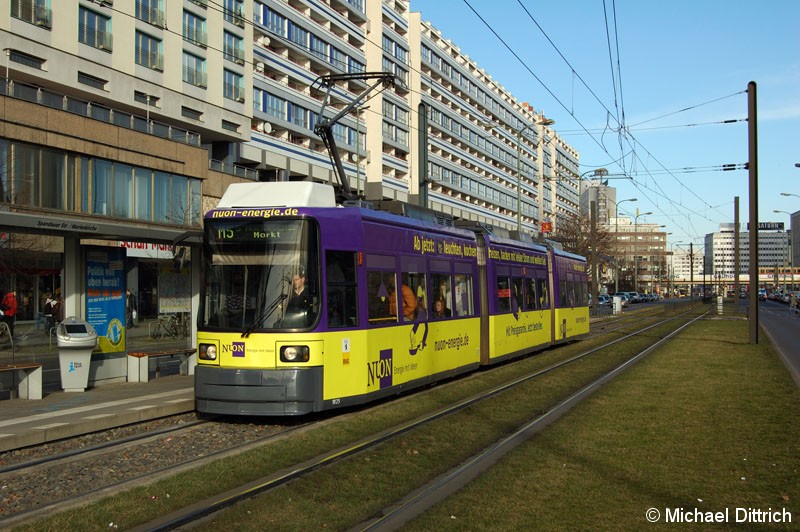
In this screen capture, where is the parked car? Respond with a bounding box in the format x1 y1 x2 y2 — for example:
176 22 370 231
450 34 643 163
615 293 630 307
758 288 767 301
627 291 642 303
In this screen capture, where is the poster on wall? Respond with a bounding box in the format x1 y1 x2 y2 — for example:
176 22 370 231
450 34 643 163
86 246 126 353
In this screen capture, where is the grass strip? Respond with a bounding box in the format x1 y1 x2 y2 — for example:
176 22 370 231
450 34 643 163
12 313 698 531
410 317 800 530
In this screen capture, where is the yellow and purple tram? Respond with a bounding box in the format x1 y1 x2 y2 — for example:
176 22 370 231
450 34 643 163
195 182 589 415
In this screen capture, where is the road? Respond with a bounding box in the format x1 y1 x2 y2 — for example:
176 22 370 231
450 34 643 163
759 299 800 387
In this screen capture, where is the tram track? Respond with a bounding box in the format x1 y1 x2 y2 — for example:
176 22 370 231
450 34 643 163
0 415 310 526
132 307 708 531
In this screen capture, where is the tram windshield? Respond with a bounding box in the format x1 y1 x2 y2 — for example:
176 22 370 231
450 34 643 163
200 218 319 331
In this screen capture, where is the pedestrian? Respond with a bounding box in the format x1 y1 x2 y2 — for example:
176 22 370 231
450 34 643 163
790 292 797 316
43 291 56 336
52 294 64 323
126 289 137 328
1 289 18 337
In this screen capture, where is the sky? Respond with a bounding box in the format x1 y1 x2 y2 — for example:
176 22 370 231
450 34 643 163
409 0 800 245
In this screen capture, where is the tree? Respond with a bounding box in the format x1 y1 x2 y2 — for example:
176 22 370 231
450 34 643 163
549 213 616 289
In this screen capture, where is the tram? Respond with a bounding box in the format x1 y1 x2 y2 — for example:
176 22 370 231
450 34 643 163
194 181 589 415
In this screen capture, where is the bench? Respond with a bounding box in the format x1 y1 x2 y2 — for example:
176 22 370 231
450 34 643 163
0 363 43 400
127 348 197 383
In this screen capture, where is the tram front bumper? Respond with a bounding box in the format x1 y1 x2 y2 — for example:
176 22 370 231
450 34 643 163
195 365 323 416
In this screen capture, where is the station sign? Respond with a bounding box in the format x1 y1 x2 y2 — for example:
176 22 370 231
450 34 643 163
541 221 553 234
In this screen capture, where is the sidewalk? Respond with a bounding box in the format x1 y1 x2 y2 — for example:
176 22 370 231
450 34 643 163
0 318 195 453
0 374 194 452
0 317 191 392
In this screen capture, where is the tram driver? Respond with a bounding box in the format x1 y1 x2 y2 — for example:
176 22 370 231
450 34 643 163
284 268 315 326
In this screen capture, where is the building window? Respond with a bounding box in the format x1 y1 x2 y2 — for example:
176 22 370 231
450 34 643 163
11 0 51 28
223 69 244 101
133 91 159 108
223 31 244 63
223 0 244 27
348 57 364 74
265 7 284 35
9 50 45 70
79 7 112 51
135 0 164 27
183 10 207 47
329 46 346 71
310 34 327 61
221 120 239 132
182 106 203 121
77 71 107 90
182 51 206 88
135 31 163 71
265 93 285 119
287 103 307 128
287 21 308 48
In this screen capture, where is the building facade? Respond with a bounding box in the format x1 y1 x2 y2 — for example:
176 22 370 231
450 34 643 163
668 247 705 296
610 217 668 294
704 223 794 290
1 0 581 345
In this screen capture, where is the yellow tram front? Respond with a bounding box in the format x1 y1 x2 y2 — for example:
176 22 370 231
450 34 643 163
195 209 327 415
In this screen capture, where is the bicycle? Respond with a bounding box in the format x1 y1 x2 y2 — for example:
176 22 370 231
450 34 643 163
149 314 186 339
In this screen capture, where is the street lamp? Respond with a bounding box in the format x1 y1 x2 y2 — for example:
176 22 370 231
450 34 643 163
613 197 637 293
634 211 653 293
781 192 800 200
516 116 554 233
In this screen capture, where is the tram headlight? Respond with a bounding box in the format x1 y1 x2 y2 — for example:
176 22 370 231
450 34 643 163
199 343 217 361
280 345 310 363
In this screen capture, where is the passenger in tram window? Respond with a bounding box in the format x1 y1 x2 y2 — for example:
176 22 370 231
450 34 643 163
432 298 451 319
415 275 428 321
388 276 417 321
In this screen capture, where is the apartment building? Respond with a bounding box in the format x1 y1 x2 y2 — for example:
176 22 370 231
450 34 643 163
0 0 581 345
245 2 579 232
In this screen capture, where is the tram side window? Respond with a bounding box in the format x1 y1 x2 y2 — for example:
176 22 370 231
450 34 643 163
559 279 568 307
431 273 452 318
325 250 357 328
524 277 537 310
454 274 474 316
406 272 428 321
537 276 549 309
368 270 397 325
511 277 523 313
564 277 578 307
497 276 511 313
